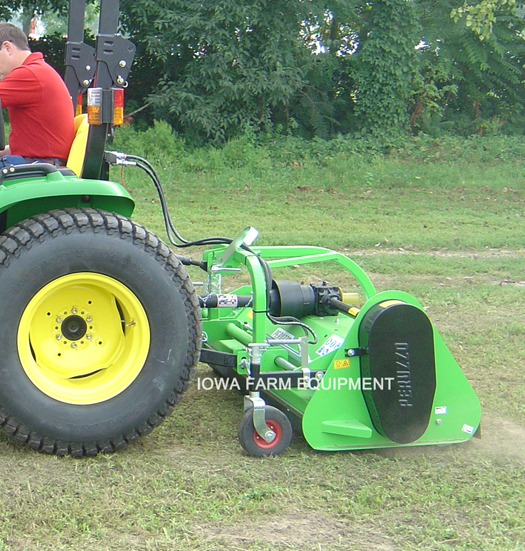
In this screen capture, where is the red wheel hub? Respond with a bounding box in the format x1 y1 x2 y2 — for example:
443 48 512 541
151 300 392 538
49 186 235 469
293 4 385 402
253 420 282 449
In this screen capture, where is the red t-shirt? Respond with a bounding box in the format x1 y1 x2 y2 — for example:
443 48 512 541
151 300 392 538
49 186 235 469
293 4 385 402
0 52 75 159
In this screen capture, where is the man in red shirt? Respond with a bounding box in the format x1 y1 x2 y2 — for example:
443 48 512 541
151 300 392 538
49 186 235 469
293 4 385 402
0 23 75 167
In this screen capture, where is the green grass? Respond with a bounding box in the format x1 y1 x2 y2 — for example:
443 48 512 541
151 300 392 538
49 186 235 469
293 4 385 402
112 126 525 253
1 132 524 550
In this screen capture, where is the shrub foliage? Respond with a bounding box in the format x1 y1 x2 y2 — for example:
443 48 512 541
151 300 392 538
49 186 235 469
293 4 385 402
3 0 525 143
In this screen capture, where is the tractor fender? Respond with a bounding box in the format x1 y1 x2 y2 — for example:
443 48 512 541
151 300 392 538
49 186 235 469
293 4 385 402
0 167 134 231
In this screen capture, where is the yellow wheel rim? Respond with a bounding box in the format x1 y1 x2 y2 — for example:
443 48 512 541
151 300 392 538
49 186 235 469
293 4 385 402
17 273 150 405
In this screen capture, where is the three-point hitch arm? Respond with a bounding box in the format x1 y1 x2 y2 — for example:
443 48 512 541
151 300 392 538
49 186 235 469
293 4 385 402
64 0 135 179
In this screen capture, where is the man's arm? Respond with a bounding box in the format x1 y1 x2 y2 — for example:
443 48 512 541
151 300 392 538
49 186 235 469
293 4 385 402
0 66 40 108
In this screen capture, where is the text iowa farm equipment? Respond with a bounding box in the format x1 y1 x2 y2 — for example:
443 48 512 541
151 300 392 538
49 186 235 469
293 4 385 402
0 0 480 457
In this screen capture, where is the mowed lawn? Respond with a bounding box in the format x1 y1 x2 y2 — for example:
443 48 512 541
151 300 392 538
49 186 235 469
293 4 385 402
0 135 524 550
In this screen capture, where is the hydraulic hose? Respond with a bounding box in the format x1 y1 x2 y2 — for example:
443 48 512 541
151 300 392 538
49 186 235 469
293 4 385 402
105 151 233 249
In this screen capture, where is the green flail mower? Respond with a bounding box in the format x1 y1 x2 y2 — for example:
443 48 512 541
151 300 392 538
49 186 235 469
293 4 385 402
198 230 480 456
0 0 480 457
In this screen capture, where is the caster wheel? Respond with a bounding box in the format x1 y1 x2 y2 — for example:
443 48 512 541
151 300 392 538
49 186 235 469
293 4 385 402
237 405 292 457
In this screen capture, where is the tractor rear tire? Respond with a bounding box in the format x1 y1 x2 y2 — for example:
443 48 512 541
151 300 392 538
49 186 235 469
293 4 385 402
0 208 201 456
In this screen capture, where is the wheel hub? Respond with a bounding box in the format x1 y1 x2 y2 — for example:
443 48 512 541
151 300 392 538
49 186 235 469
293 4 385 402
61 314 88 341
54 307 95 351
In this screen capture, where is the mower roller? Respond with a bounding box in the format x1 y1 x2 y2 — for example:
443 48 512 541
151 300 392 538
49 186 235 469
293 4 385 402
0 0 480 456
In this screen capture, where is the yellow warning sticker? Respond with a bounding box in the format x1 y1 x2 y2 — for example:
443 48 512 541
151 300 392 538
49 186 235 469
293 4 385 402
334 359 350 370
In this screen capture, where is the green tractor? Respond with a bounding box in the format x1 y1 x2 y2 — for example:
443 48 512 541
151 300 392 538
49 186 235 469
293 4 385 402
0 0 480 457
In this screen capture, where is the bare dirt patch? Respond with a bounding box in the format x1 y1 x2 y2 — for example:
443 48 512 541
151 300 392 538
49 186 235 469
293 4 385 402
367 412 525 465
345 247 524 259
467 413 525 461
196 512 397 550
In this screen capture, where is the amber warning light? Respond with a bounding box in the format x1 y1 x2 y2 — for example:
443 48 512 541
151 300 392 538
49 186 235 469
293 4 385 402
87 87 125 125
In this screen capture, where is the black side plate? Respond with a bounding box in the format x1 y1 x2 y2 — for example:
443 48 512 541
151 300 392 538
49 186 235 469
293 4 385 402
359 302 436 444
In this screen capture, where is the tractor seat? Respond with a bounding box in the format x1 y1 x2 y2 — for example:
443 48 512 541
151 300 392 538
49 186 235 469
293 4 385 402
1 114 90 182
66 114 89 176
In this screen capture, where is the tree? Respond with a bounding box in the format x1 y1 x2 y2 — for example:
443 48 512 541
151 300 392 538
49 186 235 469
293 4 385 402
2 0 524 140
351 0 422 137
120 0 316 142
451 0 518 38
412 0 525 135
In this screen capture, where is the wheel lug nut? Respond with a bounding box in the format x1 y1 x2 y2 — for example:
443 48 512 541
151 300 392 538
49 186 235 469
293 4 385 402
86 317 92 322
56 317 63 323
71 343 77 349
72 308 77 314
56 334 62 341
86 334 92 340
